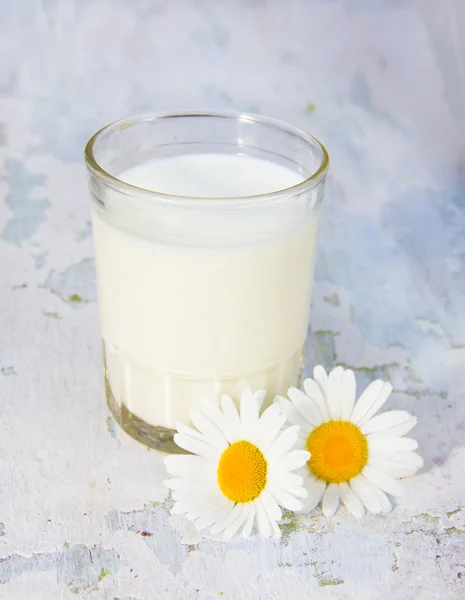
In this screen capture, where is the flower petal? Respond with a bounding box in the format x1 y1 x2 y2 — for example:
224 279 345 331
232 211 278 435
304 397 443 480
195 502 232 531
275 395 302 427
322 483 340 517
269 486 303 511
274 450 310 473
258 494 282 539
210 502 243 535
173 433 219 460
379 451 424 470
349 474 383 514
240 388 261 425
340 369 356 421
190 409 228 451
367 455 421 478
372 485 392 513
366 416 417 439
313 365 328 398
223 504 250 540
326 366 345 420
303 377 329 420
256 498 271 538
357 382 393 427
268 471 303 489
350 380 385 425
266 426 300 461
241 504 256 538
339 482 364 518
187 497 226 521
368 437 418 454
361 411 415 435
362 465 404 497
261 488 282 521
256 404 288 451
220 394 241 438
288 387 323 427
301 474 326 513
199 398 239 443
164 454 211 477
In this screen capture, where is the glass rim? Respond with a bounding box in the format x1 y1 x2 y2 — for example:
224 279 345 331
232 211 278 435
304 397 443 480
84 109 330 205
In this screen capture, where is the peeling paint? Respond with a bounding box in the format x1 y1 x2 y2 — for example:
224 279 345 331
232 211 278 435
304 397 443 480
0 544 119 591
33 251 48 269
106 504 187 575
1 367 16 377
43 311 62 319
44 258 96 307
1 159 50 246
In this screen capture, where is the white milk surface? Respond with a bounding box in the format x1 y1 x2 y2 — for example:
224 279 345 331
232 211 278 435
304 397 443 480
93 154 318 428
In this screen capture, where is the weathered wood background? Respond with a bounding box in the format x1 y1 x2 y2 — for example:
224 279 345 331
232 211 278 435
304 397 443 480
0 0 464 598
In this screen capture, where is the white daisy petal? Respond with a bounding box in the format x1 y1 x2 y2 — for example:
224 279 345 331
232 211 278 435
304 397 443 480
256 498 271 538
301 473 326 513
171 502 190 515
368 437 418 454
257 495 281 539
288 387 323 427
241 504 256 538
200 398 239 443
373 486 392 513
187 497 225 521
223 504 250 540
175 423 216 447
357 382 393 427
256 404 288 451
266 426 300 461
220 394 241 435
190 409 228 451
164 454 211 477
195 502 232 531
361 411 415 435
313 365 328 397
366 416 417 439
349 474 383 514
326 366 345 420
350 380 384 425
339 482 364 518
275 395 303 427
210 503 243 535
303 377 329 420
367 455 421 478
164 478 217 496
240 388 261 425
270 518 282 539
379 451 424 470
340 369 356 421
322 483 340 517
362 465 404 497
268 472 303 489
274 450 311 473
173 433 219 460
261 488 282 521
269 486 303 511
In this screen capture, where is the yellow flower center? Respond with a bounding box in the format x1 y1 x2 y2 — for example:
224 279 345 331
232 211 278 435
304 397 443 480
306 420 368 483
217 440 267 503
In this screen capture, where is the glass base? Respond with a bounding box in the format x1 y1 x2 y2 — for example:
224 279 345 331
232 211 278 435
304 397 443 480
105 375 185 453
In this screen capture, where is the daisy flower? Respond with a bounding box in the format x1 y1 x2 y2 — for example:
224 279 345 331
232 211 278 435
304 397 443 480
277 366 423 518
164 389 309 540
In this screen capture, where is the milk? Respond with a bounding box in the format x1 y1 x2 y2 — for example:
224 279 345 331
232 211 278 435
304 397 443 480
92 153 319 429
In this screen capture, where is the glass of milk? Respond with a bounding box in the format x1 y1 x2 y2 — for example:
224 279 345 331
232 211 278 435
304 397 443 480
85 111 329 452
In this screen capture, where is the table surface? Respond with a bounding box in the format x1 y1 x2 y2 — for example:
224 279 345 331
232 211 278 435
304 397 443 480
1 0 464 598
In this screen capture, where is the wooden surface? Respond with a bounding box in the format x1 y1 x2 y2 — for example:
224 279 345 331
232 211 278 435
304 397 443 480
1 0 464 598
